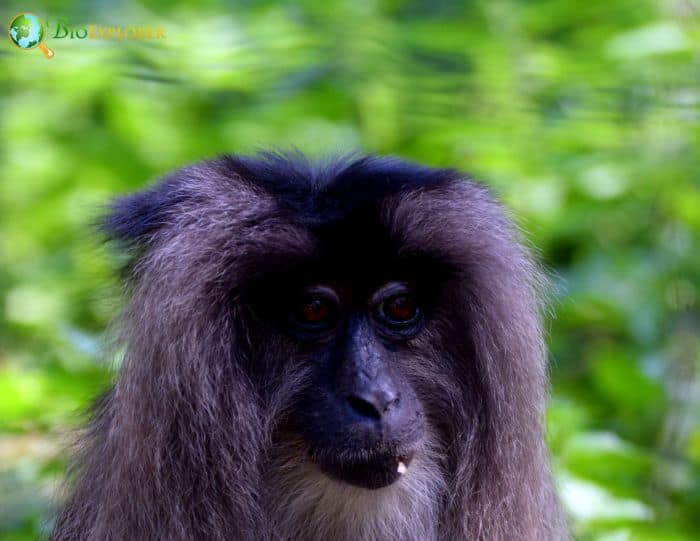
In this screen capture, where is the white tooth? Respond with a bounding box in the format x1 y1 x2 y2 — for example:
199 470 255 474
397 461 407 475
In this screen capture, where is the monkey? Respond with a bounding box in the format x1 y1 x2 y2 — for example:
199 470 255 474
52 152 569 541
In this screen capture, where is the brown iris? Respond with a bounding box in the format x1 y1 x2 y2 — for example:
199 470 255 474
381 294 418 323
299 297 332 324
293 286 340 331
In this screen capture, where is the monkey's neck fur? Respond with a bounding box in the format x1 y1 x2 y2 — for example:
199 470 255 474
265 437 445 541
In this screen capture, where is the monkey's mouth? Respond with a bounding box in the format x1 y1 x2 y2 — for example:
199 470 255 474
312 448 415 490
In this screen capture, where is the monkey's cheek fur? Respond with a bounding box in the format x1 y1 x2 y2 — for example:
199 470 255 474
314 450 415 490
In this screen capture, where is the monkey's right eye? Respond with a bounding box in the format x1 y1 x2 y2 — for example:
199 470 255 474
299 298 332 324
291 287 340 333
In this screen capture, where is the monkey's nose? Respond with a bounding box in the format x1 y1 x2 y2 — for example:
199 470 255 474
345 391 399 420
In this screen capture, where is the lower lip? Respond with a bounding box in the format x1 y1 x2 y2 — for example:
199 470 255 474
316 451 414 490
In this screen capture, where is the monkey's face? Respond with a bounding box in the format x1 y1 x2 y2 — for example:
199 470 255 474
298 280 428 489
250 271 436 490
245 213 450 490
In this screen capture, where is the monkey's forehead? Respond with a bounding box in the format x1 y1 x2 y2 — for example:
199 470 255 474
216 153 473 281
104 152 464 243
103 152 514 292
219 152 463 227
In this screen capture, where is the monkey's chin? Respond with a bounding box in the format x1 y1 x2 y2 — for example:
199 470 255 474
315 451 414 490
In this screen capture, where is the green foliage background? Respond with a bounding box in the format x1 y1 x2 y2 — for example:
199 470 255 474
1 1 699 539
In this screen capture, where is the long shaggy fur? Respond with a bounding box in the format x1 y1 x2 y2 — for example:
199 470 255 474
52 152 568 540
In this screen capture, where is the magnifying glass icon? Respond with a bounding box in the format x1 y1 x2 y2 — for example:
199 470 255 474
8 13 55 59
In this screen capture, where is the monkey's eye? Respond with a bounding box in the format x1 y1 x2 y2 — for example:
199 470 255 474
378 294 420 326
299 298 332 324
291 286 340 332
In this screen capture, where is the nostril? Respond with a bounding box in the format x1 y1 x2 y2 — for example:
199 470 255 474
346 395 382 420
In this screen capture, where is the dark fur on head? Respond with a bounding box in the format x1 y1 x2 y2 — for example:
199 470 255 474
52 152 568 540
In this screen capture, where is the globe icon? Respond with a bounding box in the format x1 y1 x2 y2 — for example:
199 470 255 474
8 13 54 58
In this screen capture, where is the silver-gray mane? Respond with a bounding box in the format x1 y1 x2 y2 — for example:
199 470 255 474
52 152 568 540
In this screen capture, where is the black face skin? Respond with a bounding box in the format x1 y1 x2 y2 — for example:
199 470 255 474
250 272 429 490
